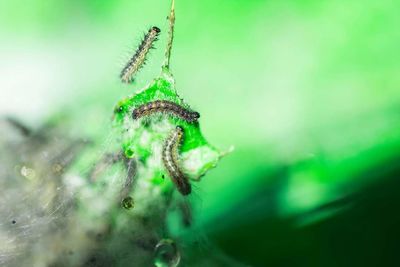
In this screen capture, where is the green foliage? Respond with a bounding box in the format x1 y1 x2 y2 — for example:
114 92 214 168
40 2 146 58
113 69 222 183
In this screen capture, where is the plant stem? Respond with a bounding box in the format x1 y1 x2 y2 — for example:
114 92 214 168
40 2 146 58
163 0 175 70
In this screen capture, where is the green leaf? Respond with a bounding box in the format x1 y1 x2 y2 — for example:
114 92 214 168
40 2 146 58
113 69 224 187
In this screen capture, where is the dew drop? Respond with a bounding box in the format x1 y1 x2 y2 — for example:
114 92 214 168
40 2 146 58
154 239 180 267
124 148 135 158
121 196 134 210
52 163 63 174
20 166 36 180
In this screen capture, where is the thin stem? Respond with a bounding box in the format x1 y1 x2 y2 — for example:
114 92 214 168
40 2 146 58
163 0 175 70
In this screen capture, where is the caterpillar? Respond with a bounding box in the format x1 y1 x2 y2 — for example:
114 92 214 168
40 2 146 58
120 26 161 83
162 126 191 195
132 100 200 123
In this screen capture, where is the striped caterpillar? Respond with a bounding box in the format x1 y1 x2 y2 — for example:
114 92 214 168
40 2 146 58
162 126 191 196
132 100 200 123
120 26 161 83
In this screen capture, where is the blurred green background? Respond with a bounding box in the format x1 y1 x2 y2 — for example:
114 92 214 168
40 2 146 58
1 0 400 266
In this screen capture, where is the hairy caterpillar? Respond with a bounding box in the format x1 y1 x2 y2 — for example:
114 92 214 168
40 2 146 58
132 100 200 123
120 26 161 83
162 126 191 195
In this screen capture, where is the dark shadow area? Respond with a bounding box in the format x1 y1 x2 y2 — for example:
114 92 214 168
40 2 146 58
210 159 400 267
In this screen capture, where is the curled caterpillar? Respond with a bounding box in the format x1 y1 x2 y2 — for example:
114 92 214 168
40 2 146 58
132 100 200 123
120 26 161 83
162 126 191 195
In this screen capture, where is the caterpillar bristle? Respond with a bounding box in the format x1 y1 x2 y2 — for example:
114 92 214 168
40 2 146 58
162 126 191 196
120 26 161 83
132 100 200 123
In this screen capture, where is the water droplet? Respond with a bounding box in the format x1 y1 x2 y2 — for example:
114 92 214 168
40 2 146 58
121 196 134 210
52 163 63 174
124 148 135 158
20 166 36 180
154 239 180 267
